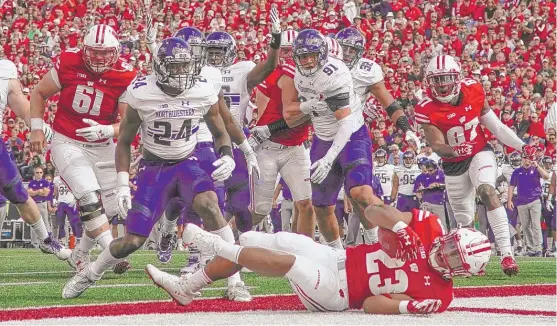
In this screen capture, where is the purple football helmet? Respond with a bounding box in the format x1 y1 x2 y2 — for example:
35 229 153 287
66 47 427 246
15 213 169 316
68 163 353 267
375 149 387 166
402 150 415 168
154 37 196 96
335 27 365 69
292 29 328 77
174 27 206 74
205 31 236 68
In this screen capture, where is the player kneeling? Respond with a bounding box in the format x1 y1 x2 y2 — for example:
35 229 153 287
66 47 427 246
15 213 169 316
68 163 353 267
146 204 490 314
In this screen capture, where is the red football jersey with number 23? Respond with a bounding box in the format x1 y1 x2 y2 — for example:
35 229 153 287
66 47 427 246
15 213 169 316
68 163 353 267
345 209 453 311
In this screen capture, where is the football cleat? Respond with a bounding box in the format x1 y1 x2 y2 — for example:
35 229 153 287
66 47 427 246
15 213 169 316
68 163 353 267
39 234 72 260
62 267 97 299
146 264 200 306
112 260 131 274
182 223 223 258
501 255 519 276
225 281 253 302
157 232 177 264
67 248 91 272
180 254 200 276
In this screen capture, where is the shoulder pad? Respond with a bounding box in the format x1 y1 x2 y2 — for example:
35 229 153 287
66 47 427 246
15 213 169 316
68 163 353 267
0 59 17 79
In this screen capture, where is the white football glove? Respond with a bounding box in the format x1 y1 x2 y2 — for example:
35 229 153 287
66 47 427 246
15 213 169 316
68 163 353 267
270 6 281 34
76 119 115 142
116 172 132 218
546 195 554 211
405 130 421 149
242 147 260 179
43 124 53 143
212 155 236 182
247 135 261 151
362 101 382 122
250 125 272 146
310 155 334 184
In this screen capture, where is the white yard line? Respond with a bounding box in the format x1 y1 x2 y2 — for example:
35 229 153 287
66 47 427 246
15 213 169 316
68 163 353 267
0 282 52 286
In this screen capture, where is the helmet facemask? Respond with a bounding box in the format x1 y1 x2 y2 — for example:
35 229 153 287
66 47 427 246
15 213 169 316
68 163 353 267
293 51 324 77
155 54 196 96
83 46 118 73
427 72 461 103
340 44 363 69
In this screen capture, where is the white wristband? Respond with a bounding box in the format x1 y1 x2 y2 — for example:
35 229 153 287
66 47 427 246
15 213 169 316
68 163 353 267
117 172 130 187
392 221 408 233
30 118 44 131
399 300 409 314
238 139 253 154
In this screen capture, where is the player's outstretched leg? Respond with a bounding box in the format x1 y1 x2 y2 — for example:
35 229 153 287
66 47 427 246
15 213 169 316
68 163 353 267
193 190 252 302
477 184 518 276
146 224 296 306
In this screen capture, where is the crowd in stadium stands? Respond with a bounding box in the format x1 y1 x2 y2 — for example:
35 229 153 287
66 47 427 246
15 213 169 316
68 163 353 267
0 0 555 171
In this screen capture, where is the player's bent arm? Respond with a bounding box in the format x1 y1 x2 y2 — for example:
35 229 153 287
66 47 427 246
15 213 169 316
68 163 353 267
281 75 310 128
246 34 280 92
7 79 32 125
363 293 413 314
30 69 62 124
218 92 246 145
369 81 411 133
391 173 399 199
205 102 233 154
480 104 524 151
115 105 142 174
364 204 412 230
536 164 550 180
323 104 354 161
421 123 456 158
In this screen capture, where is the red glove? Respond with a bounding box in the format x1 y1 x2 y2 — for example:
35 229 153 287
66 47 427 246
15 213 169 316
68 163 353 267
406 299 442 314
362 101 382 124
521 144 537 161
393 223 423 262
452 141 476 157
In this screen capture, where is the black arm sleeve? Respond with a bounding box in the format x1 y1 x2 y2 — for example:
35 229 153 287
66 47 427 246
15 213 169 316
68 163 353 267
385 101 403 118
325 92 350 112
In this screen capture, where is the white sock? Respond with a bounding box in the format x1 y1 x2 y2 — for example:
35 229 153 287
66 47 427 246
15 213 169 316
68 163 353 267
547 237 553 250
327 237 344 249
517 239 523 247
90 247 123 279
487 206 513 256
96 230 113 250
211 225 243 284
160 212 177 234
189 268 212 293
77 234 96 253
363 226 379 244
30 218 49 241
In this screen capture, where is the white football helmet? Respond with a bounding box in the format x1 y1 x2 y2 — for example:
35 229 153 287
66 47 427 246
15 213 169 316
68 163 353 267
425 55 461 103
326 36 343 61
82 24 120 74
428 227 491 279
280 30 298 64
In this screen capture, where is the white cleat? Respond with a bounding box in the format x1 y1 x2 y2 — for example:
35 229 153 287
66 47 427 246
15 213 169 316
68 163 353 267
67 248 91 273
62 267 96 299
225 281 253 302
146 264 199 306
183 223 223 257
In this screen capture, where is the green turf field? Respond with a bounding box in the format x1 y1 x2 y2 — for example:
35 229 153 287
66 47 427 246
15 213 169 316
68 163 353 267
0 249 555 309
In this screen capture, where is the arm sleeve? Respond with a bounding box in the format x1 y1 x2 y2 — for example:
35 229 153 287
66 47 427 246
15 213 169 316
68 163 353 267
479 109 524 150
325 92 351 112
324 113 354 160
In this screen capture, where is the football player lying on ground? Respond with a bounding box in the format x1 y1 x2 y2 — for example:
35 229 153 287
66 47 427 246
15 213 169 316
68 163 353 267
146 204 491 314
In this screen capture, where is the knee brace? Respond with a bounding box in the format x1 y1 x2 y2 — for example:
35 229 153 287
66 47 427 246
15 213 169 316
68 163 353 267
79 191 108 231
101 188 118 218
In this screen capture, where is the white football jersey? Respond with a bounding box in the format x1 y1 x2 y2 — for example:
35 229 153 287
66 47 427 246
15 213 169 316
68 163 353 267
374 163 395 197
502 164 517 195
394 164 421 196
52 176 75 204
126 74 219 160
221 60 256 125
294 57 364 141
351 58 383 105
0 60 17 125
196 66 223 143
542 170 554 197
